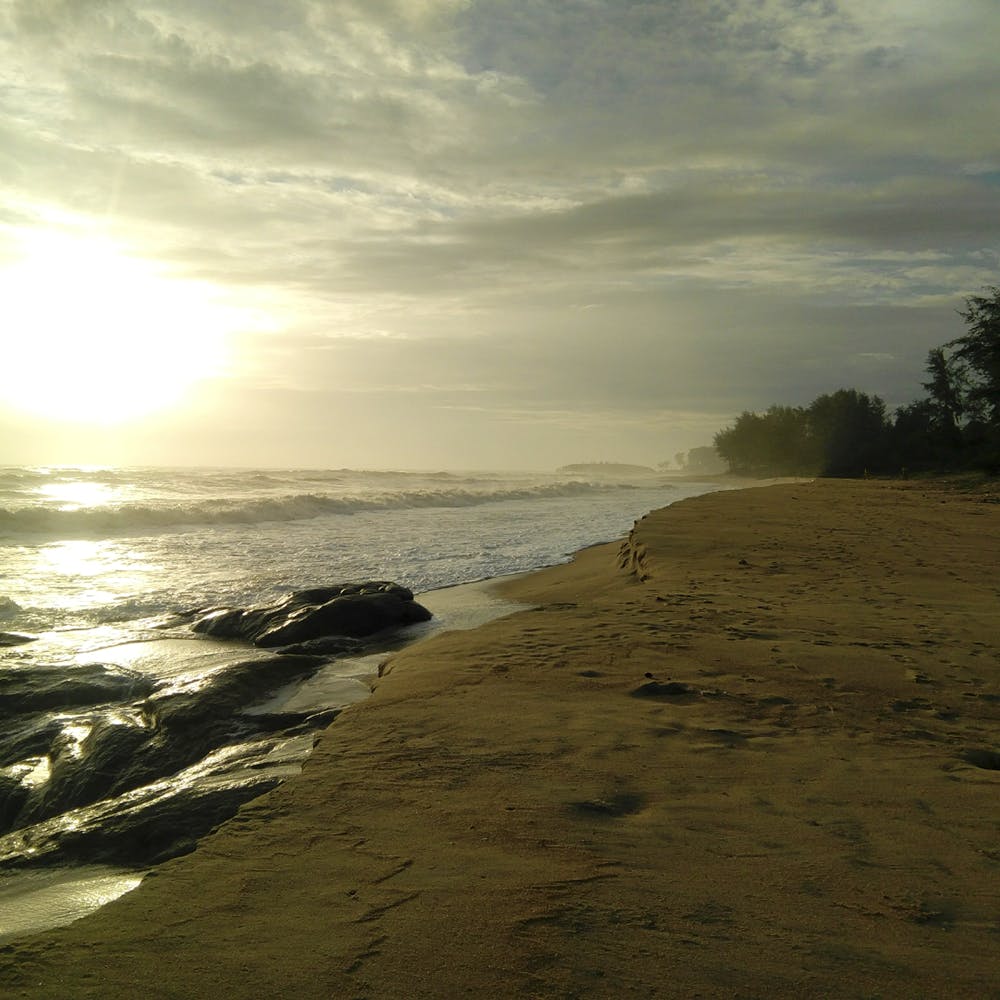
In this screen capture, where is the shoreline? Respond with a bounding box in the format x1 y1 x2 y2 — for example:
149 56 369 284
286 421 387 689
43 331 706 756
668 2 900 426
0 577 535 942
1 479 997 998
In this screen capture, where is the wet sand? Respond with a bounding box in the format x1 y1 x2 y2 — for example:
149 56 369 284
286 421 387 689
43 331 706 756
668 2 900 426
1 479 997 998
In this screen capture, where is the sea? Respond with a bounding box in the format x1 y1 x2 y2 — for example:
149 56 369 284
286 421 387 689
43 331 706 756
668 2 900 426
0 464 721 940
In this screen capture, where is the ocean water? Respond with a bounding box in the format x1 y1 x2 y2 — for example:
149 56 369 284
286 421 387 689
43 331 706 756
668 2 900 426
0 465 721 939
0 466 719 637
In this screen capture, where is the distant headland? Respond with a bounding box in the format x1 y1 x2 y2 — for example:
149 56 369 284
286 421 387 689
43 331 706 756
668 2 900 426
557 462 659 477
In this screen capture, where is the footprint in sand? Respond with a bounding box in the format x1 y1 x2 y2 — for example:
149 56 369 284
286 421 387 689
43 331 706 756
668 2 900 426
959 748 1000 771
629 680 700 702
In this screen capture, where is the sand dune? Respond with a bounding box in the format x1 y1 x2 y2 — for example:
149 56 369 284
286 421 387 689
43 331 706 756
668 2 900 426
1 479 997 999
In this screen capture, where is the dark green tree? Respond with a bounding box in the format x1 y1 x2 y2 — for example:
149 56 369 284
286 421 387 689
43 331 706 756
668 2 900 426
807 389 889 476
714 412 764 476
889 399 943 471
714 406 813 475
922 346 965 439
946 286 1000 470
950 287 1000 424
712 285 1000 477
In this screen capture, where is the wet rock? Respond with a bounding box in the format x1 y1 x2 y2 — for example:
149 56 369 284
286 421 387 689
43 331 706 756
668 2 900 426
0 715 64 768
188 582 431 647
141 654 324 734
0 646 343 865
9 654 326 835
0 633 37 647
0 586 411 869
13 710 152 830
630 680 700 700
0 736 306 867
0 772 31 830
0 664 155 718
961 748 1000 770
274 635 364 657
248 707 341 733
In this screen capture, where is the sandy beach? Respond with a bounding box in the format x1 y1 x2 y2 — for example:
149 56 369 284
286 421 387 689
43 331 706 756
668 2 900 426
1 479 997 999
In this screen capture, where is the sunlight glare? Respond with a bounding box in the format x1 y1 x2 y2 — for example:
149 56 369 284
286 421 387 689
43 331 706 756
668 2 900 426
35 538 157 614
38 481 115 511
1 226 257 424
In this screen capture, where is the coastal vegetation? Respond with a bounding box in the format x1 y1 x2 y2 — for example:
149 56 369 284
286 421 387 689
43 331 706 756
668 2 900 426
713 286 1000 477
664 446 728 475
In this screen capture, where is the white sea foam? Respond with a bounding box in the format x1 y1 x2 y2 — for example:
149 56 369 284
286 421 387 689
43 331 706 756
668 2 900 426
0 466 717 634
0 481 640 538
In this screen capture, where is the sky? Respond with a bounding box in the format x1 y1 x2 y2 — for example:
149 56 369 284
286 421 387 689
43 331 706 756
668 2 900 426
1 0 998 470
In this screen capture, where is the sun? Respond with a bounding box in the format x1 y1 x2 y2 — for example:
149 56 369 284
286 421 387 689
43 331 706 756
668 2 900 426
1 227 241 425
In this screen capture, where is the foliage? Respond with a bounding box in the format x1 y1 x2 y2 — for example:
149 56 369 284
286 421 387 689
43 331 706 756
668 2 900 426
714 406 813 476
922 346 965 436
808 390 888 476
714 393 889 477
712 285 1000 477
666 447 727 474
951 287 1000 424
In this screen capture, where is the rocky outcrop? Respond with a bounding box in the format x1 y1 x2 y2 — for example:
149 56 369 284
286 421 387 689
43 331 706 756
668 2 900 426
186 582 432 646
0 632 38 647
0 735 308 866
0 664 154 718
2 653 325 840
0 581 431 869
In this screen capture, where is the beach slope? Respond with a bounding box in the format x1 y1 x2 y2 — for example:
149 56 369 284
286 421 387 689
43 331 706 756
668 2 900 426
1 480 997 998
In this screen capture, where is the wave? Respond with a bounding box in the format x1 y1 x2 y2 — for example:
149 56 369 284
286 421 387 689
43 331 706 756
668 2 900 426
0 481 646 539
0 466 518 503
0 597 23 620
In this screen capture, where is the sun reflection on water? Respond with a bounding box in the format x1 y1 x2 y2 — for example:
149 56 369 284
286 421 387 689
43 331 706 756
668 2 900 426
36 539 159 615
40 540 116 579
37 481 116 511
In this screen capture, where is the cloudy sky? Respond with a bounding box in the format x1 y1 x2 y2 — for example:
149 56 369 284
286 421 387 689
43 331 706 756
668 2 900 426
1 0 998 470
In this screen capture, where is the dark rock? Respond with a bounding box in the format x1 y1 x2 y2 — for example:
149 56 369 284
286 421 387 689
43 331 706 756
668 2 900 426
0 664 156 719
140 654 324 734
0 633 38 647
3 653 326 841
12 709 152 831
248 708 341 733
255 593 427 647
0 584 421 869
0 738 294 867
0 772 31 830
961 748 1000 770
0 715 64 768
274 635 364 657
569 792 646 817
189 582 431 647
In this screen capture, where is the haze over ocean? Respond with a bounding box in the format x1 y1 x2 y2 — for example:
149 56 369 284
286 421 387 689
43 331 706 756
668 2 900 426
1 466 721 634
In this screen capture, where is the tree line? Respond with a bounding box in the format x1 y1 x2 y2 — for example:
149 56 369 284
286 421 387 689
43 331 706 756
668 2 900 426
713 286 1000 477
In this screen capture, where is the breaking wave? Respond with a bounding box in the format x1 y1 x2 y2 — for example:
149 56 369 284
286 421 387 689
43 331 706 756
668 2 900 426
0 481 643 539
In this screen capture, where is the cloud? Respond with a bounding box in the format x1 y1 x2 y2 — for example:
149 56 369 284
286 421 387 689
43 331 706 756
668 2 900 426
1 0 998 467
